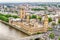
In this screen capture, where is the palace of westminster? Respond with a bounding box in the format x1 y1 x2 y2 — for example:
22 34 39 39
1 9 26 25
9 7 49 35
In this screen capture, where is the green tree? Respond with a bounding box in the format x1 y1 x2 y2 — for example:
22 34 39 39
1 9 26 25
49 33 55 39
38 16 42 21
37 32 43 34
48 17 52 22
48 27 53 31
32 8 44 11
31 15 37 19
58 19 60 24
12 15 19 18
4 14 19 18
58 36 60 40
0 13 4 16
0 14 19 22
0 16 8 22
52 22 56 26
4 14 12 18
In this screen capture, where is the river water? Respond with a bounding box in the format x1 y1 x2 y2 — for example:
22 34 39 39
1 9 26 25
0 22 28 40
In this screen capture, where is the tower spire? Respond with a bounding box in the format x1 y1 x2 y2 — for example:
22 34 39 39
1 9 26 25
20 6 26 19
43 14 48 30
26 13 30 23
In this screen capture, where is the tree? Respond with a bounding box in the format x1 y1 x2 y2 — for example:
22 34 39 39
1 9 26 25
37 32 43 34
48 17 52 22
49 33 55 39
52 22 56 26
12 15 19 18
31 15 37 19
32 8 44 11
0 13 4 16
0 14 19 22
0 16 8 22
4 14 12 18
58 36 60 40
58 19 60 24
48 27 53 31
38 16 42 21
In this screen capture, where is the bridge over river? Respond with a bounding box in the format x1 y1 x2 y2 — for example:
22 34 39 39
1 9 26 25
0 22 28 40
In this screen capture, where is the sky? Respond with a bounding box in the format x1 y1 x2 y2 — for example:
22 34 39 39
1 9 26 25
0 0 60 3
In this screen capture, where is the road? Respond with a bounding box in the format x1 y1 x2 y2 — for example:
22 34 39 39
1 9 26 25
0 22 28 40
53 28 60 36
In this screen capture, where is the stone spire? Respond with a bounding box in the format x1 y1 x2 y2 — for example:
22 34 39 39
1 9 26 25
26 13 30 23
43 14 48 29
20 7 26 19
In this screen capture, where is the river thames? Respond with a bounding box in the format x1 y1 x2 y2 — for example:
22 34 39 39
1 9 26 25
0 22 28 40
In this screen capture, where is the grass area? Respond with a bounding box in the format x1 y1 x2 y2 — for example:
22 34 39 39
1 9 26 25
0 13 19 22
48 27 53 31
49 32 55 39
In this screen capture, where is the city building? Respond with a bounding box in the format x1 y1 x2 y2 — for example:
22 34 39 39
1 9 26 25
9 7 49 35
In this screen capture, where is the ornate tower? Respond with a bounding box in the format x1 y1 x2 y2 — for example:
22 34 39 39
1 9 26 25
43 14 48 31
20 7 26 19
9 17 13 24
20 7 26 26
26 13 30 23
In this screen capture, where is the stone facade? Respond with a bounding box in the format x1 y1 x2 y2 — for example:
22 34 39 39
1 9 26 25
9 7 49 35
